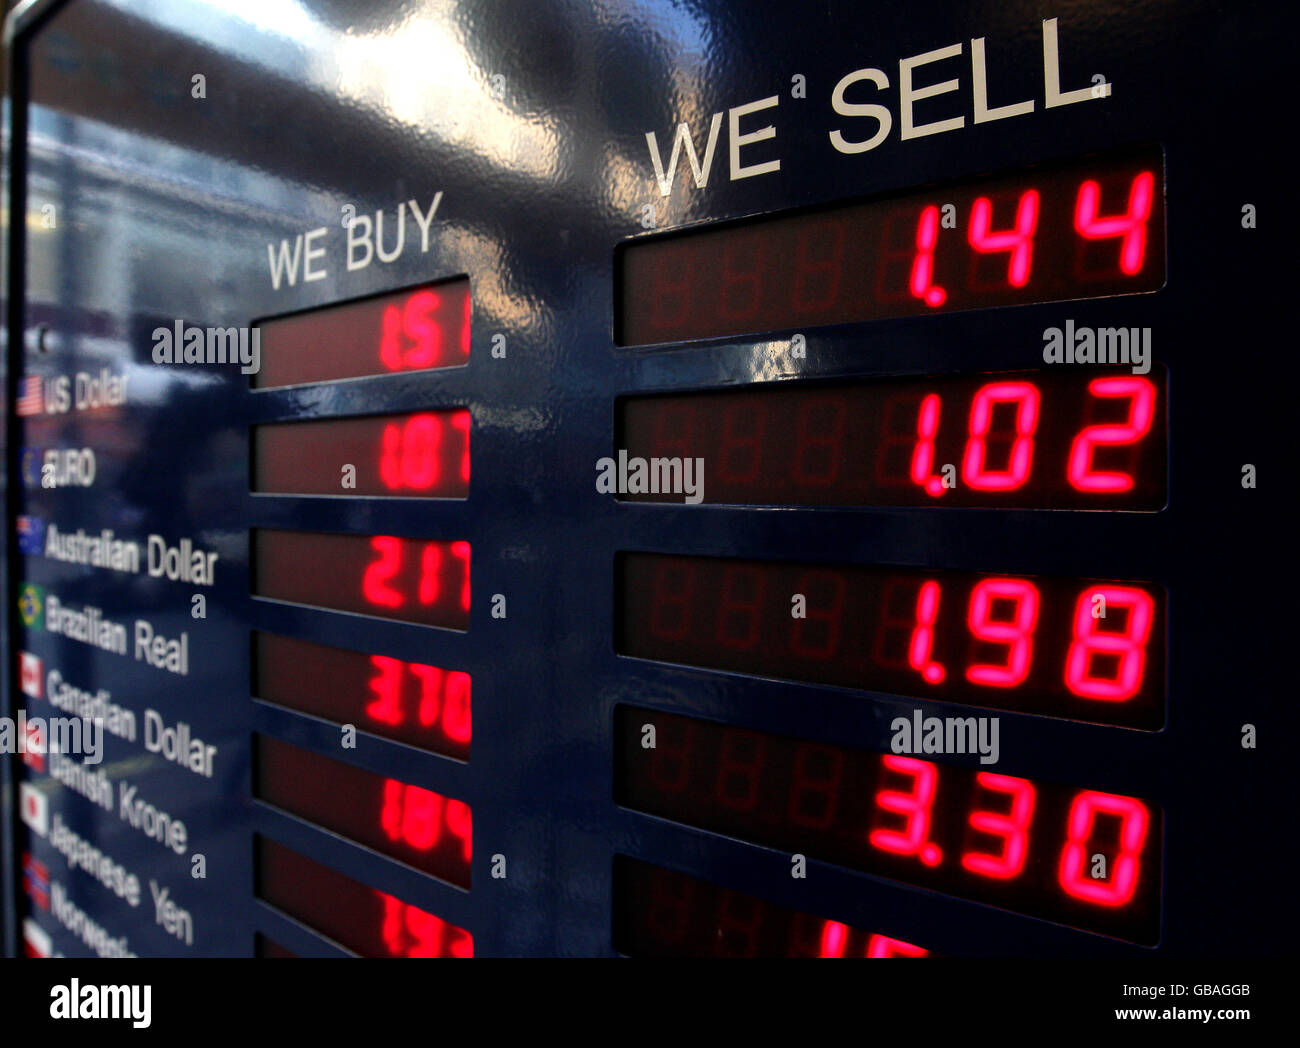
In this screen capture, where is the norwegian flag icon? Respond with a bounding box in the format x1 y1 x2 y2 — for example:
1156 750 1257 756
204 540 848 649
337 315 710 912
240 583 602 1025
19 651 43 699
16 376 44 417
22 851 50 911
23 919 52 958
19 781 48 837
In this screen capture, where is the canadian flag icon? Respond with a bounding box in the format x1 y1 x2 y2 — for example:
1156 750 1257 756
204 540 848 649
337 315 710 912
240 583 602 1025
19 651 43 700
23 918 52 958
19 782 48 838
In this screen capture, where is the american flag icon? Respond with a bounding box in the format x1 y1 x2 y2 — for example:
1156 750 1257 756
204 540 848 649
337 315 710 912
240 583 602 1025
16 376 43 417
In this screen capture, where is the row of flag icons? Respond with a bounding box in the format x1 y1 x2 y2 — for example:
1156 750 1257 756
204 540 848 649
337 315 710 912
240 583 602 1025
22 849 53 956
16 380 88 959
17 648 56 957
17 652 46 770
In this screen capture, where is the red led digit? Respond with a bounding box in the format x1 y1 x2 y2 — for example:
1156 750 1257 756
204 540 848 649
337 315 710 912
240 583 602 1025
1058 791 1149 906
719 239 766 322
380 421 404 488
876 392 927 490
788 743 844 829
445 799 472 863
965 578 1040 688
908 580 947 684
378 892 472 957
452 409 471 484
410 663 443 726
962 381 1040 491
437 671 472 744
792 221 846 311
789 570 846 659
404 907 445 957
451 541 471 612
362 536 404 608
379 304 403 370
869 755 942 866
716 566 765 649
399 414 442 488
968 190 1040 287
818 920 848 957
717 402 767 484
650 560 696 640
418 543 442 604
910 393 946 497
1068 377 1156 493
1065 586 1154 701
447 924 473 958
1074 171 1156 275
459 288 472 362
909 205 946 307
714 730 766 811
380 891 404 955
380 778 403 840
366 655 404 725
378 412 466 492
866 935 928 958
400 290 444 367
400 786 443 849
792 397 847 487
961 772 1036 879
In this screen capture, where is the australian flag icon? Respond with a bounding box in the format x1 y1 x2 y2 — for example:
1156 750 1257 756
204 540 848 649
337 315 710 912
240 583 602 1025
17 515 45 555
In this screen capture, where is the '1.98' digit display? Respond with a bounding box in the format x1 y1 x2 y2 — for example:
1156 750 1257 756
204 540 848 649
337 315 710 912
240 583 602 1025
617 147 1163 344
618 554 1164 729
615 708 1161 943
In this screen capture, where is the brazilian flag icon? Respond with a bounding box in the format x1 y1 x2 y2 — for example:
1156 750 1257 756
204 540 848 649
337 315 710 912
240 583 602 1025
18 584 44 629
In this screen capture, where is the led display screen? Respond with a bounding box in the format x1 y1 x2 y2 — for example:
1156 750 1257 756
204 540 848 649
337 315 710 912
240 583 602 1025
256 837 472 957
615 857 928 957
252 529 470 630
254 277 470 388
615 708 1161 943
254 736 472 888
617 369 1165 509
617 553 1164 729
252 410 470 497
253 632 470 760
617 147 1164 345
